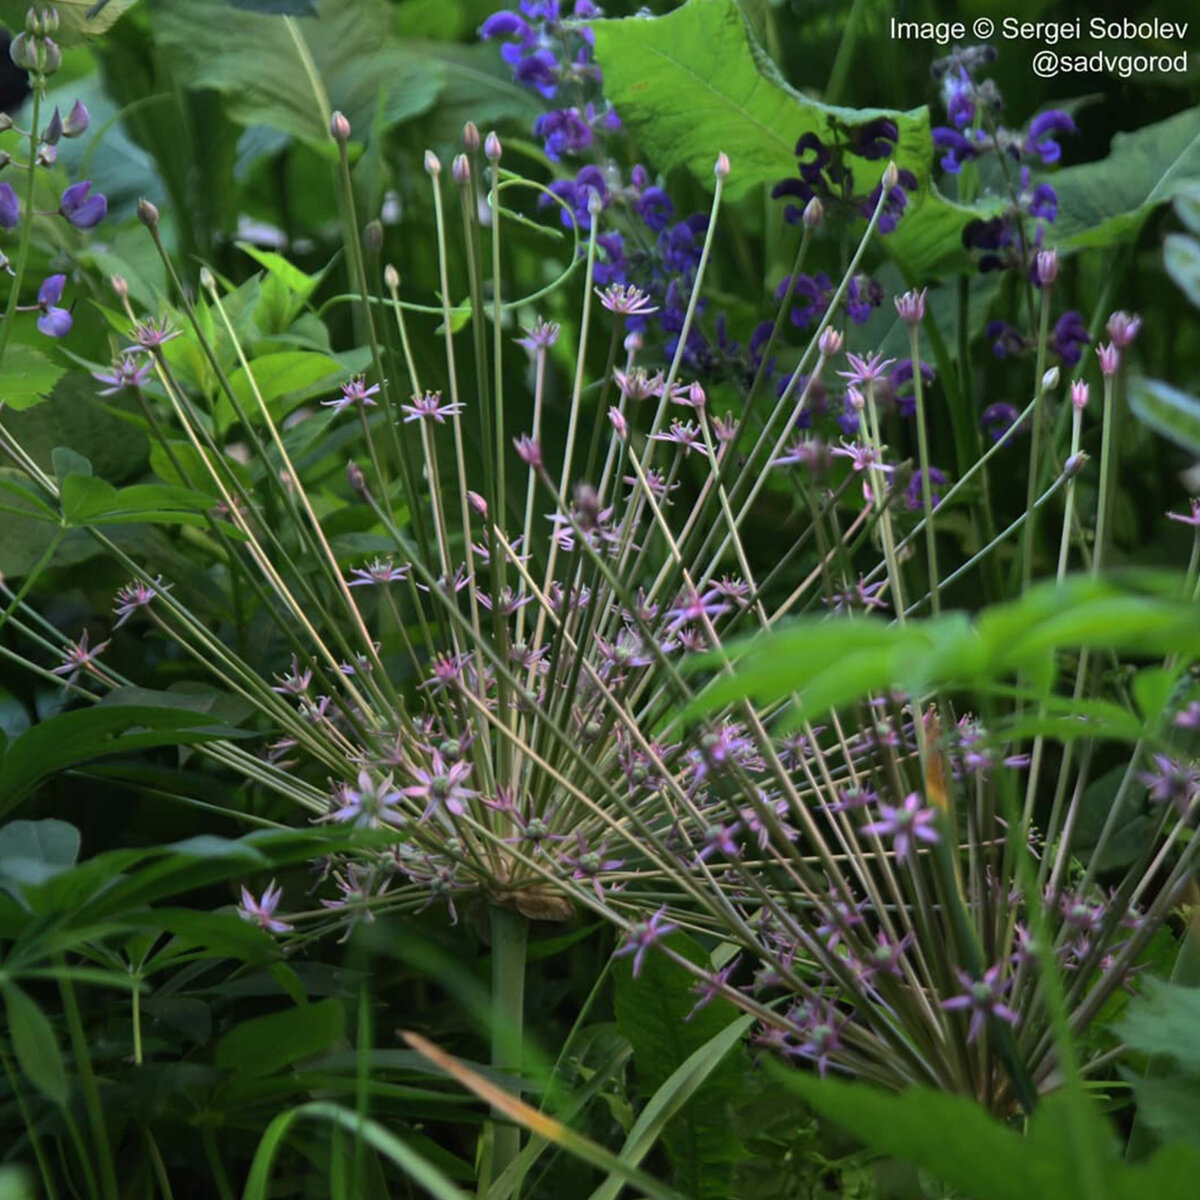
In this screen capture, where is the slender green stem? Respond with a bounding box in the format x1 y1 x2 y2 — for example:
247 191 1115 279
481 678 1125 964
488 905 529 1190
0 81 41 370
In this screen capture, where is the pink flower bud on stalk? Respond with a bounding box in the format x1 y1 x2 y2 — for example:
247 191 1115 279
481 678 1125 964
1106 311 1142 348
846 385 865 412
467 490 488 518
484 131 502 162
424 150 441 175
347 461 369 499
715 152 731 179
1097 343 1121 377
818 327 843 357
1036 248 1059 286
894 289 926 326
687 381 706 409
137 197 159 228
462 121 480 153
330 110 351 143
110 275 129 299
1070 380 1090 410
608 407 628 438
451 154 470 186
1064 451 1088 478
803 196 823 228
623 330 642 354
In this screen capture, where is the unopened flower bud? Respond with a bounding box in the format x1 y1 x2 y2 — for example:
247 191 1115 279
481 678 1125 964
384 263 400 290
42 107 61 145
37 36 60 75
1041 365 1060 392
110 274 129 299
467 490 488 517
818 326 843 357
1035 248 1059 286
587 188 603 217
846 384 865 412
137 197 159 228
363 219 383 255
714 151 730 179
894 288 926 326
623 330 642 353
462 121 480 153
802 196 823 228
8 32 34 71
62 99 88 137
451 153 470 186
484 131 502 162
39 5 58 34
1070 380 1089 410
347 460 369 499
424 150 441 175
199 265 215 292
608 406 628 438
1105 310 1142 349
687 381 706 408
882 162 899 189
1064 451 1088 478
1097 342 1121 377
24 6 41 34
330 110 351 143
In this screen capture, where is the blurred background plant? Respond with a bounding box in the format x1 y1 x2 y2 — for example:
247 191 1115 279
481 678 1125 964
2 0 1200 1197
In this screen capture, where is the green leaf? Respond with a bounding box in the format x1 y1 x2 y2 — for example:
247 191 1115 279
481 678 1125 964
0 0 139 42
2 982 68 1106
217 350 349 433
0 344 68 412
0 819 81 887
152 0 444 144
772 1069 1200 1200
591 0 929 202
226 0 318 13
243 1102 471 1200
1128 376 1200 457
1121 1068 1200 1151
59 474 216 528
1051 105 1200 251
0 706 246 818
215 997 345 1078
614 933 750 1197
1164 233 1200 308
1115 977 1200 1074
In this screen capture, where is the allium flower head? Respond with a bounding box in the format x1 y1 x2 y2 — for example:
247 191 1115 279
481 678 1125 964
113 576 169 627
51 629 110 684
838 351 895 386
597 283 657 316
516 317 561 351
613 906 679 978
1105 311 1142 349
125 317 181 353
941 965 1018 1043
401 391 465 423
861 792 940 861
93 357 153 395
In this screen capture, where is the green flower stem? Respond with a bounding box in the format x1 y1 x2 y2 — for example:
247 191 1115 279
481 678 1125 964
910 321 941 614
1020 286 1054 592
1092 370 1116 576
0 82 41 371
488 905 529 1187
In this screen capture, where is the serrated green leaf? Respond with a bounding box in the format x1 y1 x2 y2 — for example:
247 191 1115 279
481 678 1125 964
0 344 67 412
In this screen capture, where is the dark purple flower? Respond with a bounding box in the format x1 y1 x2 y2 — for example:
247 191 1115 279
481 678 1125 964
1029 183 1058 221
986 319 1028 359
36 275 73 338
0 182 19 229
636 185 674 232
59 180 107 230
981 401 1026 443
904 466 946 512
534 107 593 161
1050 310 1090 366
932 126 978 174
943 67 975 129
849 117 899 160
1023 110 1077 165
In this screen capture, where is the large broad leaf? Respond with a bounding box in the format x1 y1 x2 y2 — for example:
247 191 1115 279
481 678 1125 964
0 344 68 413
613 933 750 1197
216 350 350 433
1115 977 1200 1075
2 983 68 1107
1164 233 1200 309
0 705 248 817
591 0 930 202
1128 377 1200 458
774 1069 1200 1200
0 819 81 887
214 997 345 1079
59 474 218 528
151 0 444 144
1050 105 1200 251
